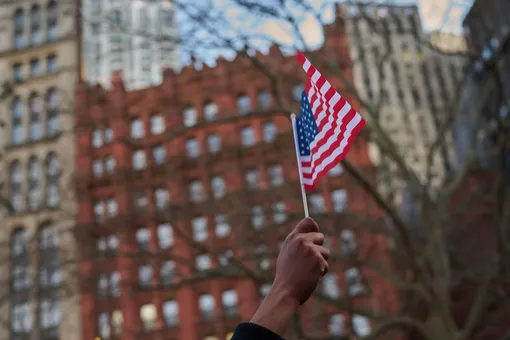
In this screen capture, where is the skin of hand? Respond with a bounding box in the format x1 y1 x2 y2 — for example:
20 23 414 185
250 217 330 337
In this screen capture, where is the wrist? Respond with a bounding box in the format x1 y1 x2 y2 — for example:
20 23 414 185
250 286 299 337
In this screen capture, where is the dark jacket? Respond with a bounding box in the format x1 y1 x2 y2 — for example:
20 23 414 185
231 323 284 340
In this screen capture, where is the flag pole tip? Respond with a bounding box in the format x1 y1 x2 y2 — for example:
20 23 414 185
290 113 296 120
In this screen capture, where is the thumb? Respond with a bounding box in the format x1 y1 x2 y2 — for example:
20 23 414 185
293 217 319 234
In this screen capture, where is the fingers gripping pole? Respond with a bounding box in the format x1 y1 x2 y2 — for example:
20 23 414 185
290 113 310 218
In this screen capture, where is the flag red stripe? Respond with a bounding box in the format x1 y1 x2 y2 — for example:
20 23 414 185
296 52 365 190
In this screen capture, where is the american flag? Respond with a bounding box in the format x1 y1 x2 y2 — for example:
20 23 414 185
295 52 365 190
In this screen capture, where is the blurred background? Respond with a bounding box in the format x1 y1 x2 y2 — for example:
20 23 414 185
0 0 509 340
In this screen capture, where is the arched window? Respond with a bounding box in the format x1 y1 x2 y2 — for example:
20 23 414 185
10 161 24 213
30 5 42 45
38 222 61 333
203 102 218 121
46 153 60 208
47 1 58 41
12 97 24 145
14 9 25 49
28 157 42 211
28 93 42 141
46 88 59 137
183 106 197 127
11 228 32 336
236 94 251 114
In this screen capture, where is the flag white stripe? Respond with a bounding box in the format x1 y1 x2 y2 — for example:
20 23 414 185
301 115 363 184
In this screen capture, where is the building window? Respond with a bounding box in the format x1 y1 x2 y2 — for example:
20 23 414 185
221 290 238 318
106 198 118 217
92 159 103 178
27 157 42 211
154 187 170 211
92 129 103 148
97 274 107 297
257 90 271 109
110 272 120 297
10 161 24 213
13 63 23 82
237 94 251 114
131 118 144 139
11 303 32 335
262 121 276 142
346 268 364 295
28 93 42 141
150 114 165 135
136 228 151 251
46 88 59 137
207 134 221 153
98 313 110 339
39 299 60 330
140 304 157 331
134 192 148 211
11 97 24 145
11 229 30 293
204 102 218 121
153 144 167 164
340 230 356 253
199 294 215 321
292 84 304 101
251 206 265 230
163 300 179 327
30 58 40 77
309 194 325 213
268 164 284 186
329 162 343 176
157 223 173 249
192 217 208 242
322 273 339 298
46 153 60 208
160 260 175 286
14 9 25 49
47 54 57 72
196 254 211 271
218 249 233 266
211 176 226 199
188 180 204 202
183 106 197 127
332 189 347 212
132 150 147 170
47 1 58 41
328 314 345 336
245 168 259 189
214 214 230 238
104 127 113 144
94 202 104 222
272 202 286 224
139 265 153 288
105 156 115 174
241 126 255 146
352 315 371 337
112 310 123 335
186 138 200 158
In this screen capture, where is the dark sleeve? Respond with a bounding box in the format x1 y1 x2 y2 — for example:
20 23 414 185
231 322 284 340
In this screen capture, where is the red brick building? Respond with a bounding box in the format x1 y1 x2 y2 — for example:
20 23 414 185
74 12 398 340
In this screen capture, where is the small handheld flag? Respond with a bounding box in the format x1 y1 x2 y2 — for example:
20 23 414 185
291 52 365 216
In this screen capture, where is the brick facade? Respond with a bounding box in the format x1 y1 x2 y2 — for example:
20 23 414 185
74 13 398 340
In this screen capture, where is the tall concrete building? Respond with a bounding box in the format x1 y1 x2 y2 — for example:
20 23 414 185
340 2 466 201
0 0 81 340
80 0 180 90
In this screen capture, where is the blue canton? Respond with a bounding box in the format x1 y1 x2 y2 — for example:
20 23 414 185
296 91 319 157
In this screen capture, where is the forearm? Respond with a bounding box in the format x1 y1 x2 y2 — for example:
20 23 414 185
249 287 299 338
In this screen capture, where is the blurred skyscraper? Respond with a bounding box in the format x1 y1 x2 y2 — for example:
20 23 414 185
81 0 180 90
